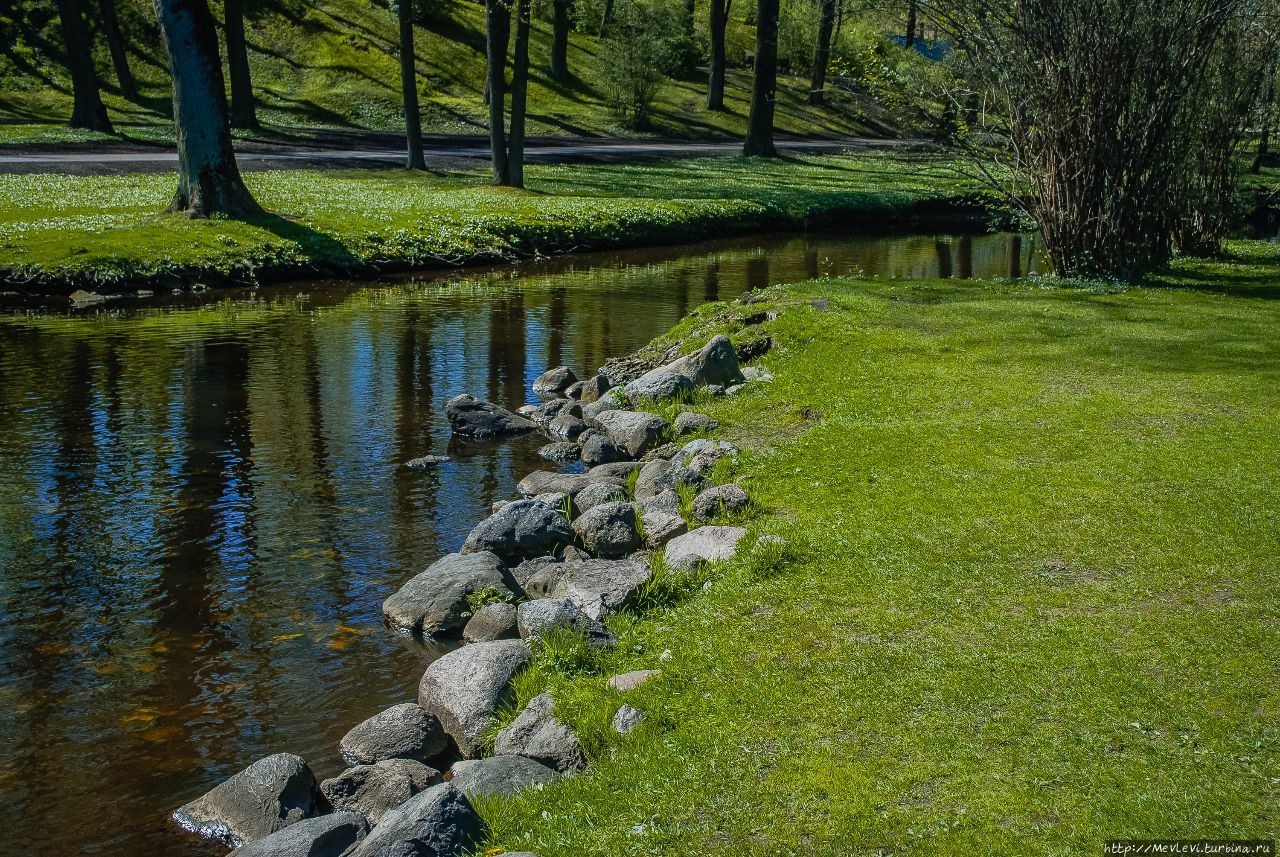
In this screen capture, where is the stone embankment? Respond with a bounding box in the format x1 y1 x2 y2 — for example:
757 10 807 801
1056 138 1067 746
172 311 782 857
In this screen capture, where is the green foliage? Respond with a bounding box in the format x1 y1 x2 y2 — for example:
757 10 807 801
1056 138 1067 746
596 0 683 129
465 586 514 614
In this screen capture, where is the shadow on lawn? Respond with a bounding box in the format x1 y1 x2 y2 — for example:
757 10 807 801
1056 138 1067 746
1147 244 1280 300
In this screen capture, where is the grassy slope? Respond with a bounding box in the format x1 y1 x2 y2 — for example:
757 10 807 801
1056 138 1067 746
0 0 885 145
476 242 1280 855
0 151 986 290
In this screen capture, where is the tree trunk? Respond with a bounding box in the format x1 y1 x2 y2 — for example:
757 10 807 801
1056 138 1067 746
223 0 258 129
707 0 726 110
153 0 262 217
550 0 570 82
486 0 510 185
809 0 834 105
57 0 113 132
600 0 614 35
832 0 843 43
508 0 530 188
1252 77 1273 175
683 0 695 44
742 0 778 156
99 0 138 101
399 0 425 169
904 0 917 49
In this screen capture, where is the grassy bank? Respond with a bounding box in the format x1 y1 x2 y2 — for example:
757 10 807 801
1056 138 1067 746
0 150 992 294
475 242 1280 855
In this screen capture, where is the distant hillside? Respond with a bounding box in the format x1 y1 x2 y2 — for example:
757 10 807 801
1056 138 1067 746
0 0 900 145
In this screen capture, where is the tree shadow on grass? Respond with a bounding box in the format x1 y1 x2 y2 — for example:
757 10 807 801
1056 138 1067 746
1145 245 1280 300
247 213 361 269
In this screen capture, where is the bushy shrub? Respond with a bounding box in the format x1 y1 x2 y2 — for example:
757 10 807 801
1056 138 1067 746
596 0 682 129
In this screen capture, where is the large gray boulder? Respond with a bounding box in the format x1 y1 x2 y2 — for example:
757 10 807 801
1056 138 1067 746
674 412 719 435
340 704 450 767
638 488 681 517
582 395 622 421
576 374 612 404
417 640 531 758
586 461 644 481
623 369 694 403
624 337 742 401
573 481 629 514
228 812 369 857
461 501 573 566
532 366 578 398
578 432 627 467
538 441 581 464
494 693 587 774
382 552 515 638
664 526 748 571
447 756 561 800
320 761 441 824
633 458 708 500
572 502 642 558
462 601 519 643
517 471 592 498
172 753 324 848
516 598 617 648
690 484 751 522
352 783 484 857
590 410 669 458
550 556 651 620
529 397 581 427
665 335 743 388
640 509 687 549
547 412 588 441
445 395 538 439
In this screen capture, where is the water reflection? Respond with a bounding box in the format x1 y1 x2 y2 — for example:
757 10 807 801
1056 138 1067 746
0 229 1039 856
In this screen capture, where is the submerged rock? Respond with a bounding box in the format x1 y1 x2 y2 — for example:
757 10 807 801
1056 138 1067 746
172 753 324 848
494 693 587 774
445 394 538 439
447 756 561 800
351 782 483 857
404 455 450 469
228 812 368 857
417 640 531 758
340 703 450 767
461 501 573 566
382 552 516 638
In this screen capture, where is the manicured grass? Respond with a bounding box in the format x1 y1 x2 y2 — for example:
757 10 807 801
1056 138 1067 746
476 242 1280 855
0 150 985 291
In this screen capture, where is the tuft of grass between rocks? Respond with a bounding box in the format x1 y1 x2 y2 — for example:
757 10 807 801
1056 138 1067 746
475 241 1280 855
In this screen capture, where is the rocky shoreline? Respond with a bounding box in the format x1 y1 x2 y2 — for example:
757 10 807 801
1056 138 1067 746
170 306 781 856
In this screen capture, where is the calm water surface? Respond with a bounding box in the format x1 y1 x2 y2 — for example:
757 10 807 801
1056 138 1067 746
0 230 1040 856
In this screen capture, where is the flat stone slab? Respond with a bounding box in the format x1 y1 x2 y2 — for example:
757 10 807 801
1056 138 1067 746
663 526 748 571
606 670 661 693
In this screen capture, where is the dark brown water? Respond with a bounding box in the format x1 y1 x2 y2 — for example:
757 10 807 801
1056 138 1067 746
0 230 1040 857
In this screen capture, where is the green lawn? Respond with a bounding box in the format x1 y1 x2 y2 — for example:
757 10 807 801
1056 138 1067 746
477 242 1280 855
0 150 986 291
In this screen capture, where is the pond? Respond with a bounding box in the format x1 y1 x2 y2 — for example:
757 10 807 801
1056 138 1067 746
0 229 1041 857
